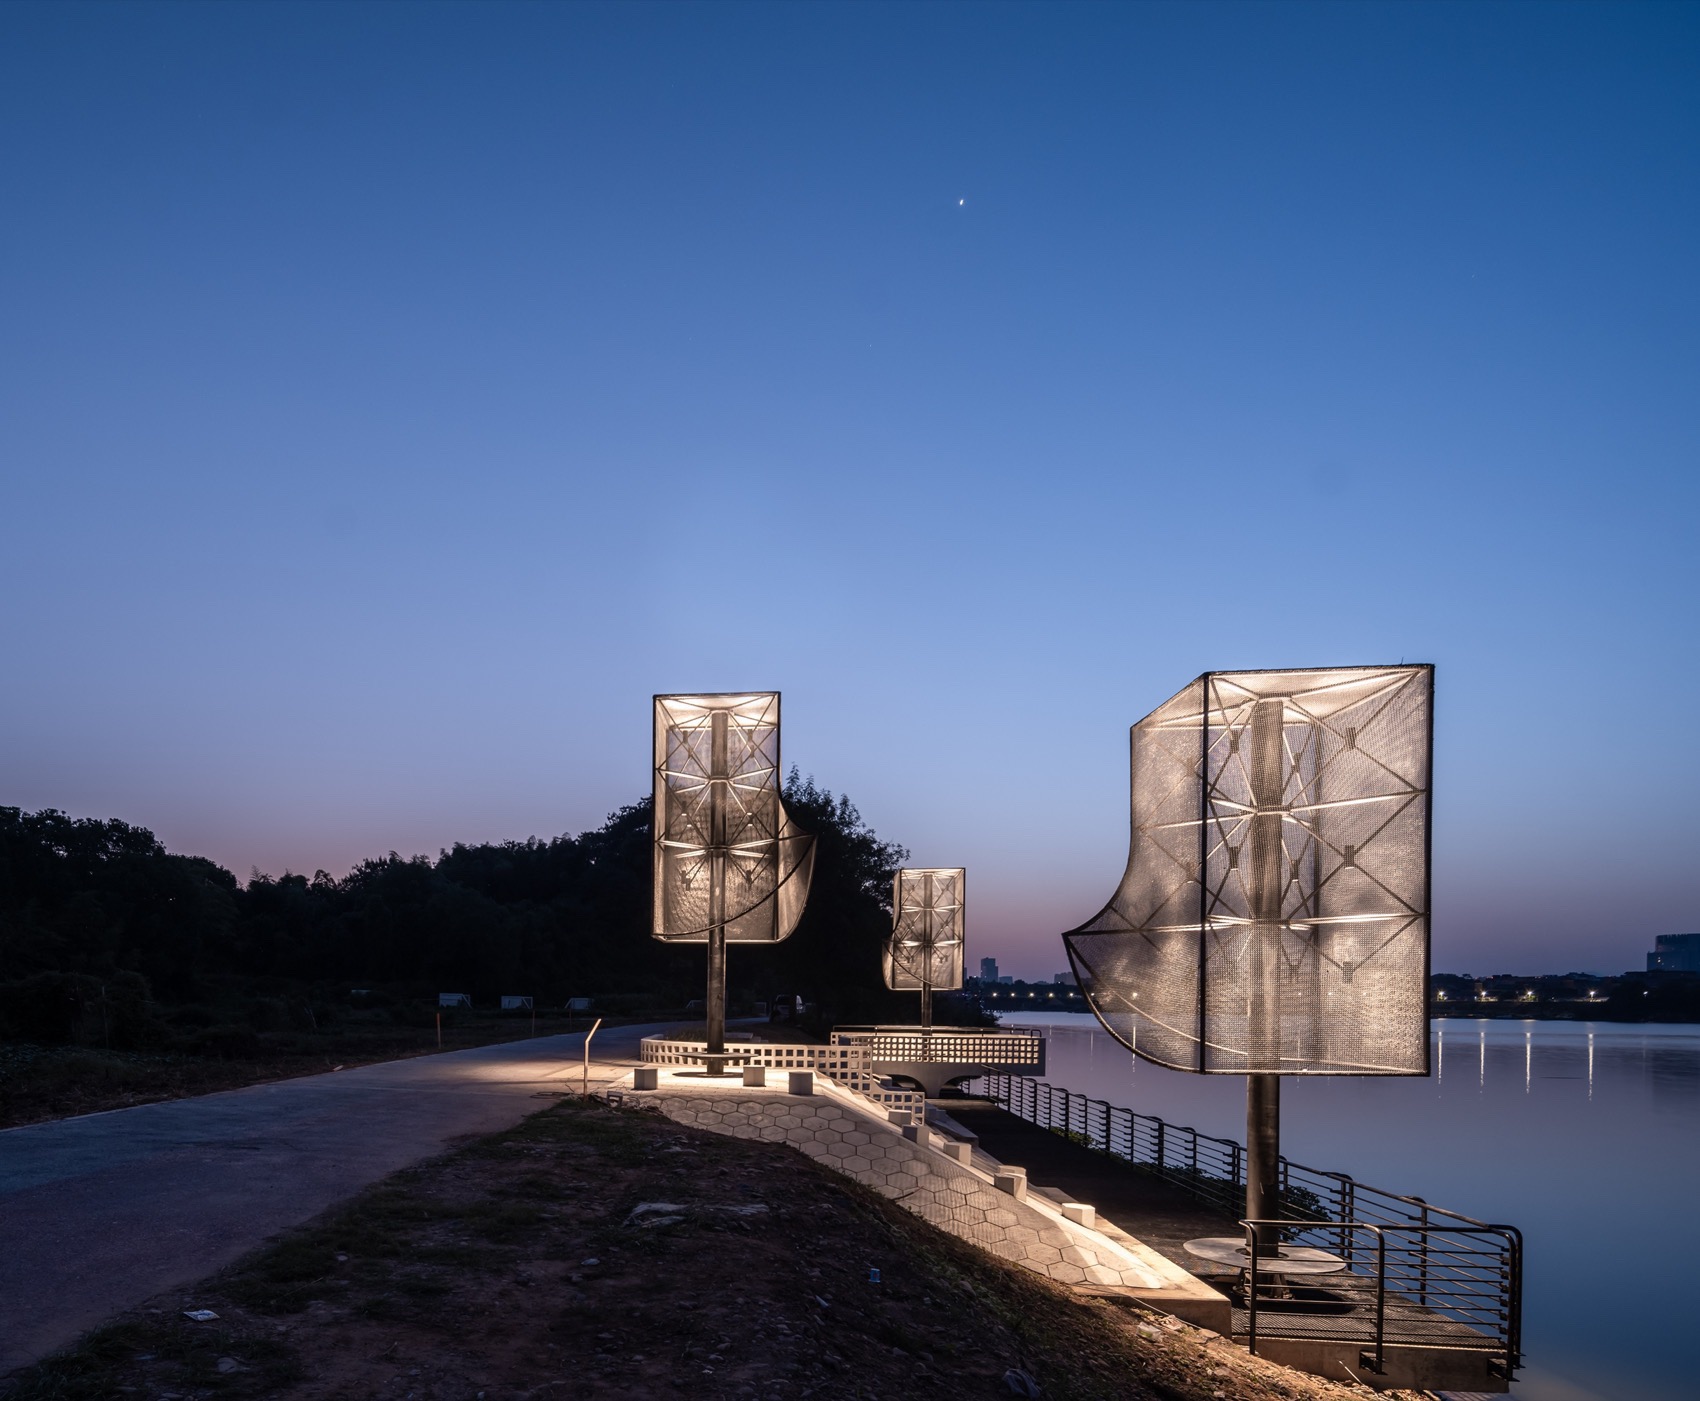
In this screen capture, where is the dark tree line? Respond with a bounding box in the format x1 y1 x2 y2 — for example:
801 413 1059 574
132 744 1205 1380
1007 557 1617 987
0 773 951 1043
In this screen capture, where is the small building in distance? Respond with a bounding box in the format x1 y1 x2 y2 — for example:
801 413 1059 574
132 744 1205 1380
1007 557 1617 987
979 957 999 982
1648 934 1700 973
1053 971 1077 985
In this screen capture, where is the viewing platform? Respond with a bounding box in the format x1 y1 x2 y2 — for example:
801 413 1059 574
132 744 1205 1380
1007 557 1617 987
638 1024 1047 1100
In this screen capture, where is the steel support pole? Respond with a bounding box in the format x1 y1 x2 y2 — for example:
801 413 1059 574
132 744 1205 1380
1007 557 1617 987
920 870 934 1031
1246 697 1285 1226
1246 1073 1281 1224
705 709 729 1073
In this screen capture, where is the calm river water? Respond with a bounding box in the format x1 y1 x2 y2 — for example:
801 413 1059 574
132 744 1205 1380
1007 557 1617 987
995 1012 1700 1401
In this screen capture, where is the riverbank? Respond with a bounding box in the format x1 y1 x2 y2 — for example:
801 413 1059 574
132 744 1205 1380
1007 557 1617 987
4 1093 1414 1401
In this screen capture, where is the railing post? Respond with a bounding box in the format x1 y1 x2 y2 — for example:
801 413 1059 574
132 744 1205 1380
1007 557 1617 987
1155 1118 1166 1172
1339 1169 1353 1258
1246 1220 1261 1356
1373 1229 1387 1375
1416 1198 1430 1306
1340 1177 1355 1262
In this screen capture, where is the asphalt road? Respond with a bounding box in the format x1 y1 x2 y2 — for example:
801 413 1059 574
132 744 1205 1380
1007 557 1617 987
0 1020 665 1374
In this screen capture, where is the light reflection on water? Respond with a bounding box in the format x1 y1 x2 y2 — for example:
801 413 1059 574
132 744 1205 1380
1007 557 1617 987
998 1012 1700 1401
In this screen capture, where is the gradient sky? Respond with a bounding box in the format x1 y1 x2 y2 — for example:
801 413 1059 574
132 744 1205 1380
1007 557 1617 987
2 1 1696 978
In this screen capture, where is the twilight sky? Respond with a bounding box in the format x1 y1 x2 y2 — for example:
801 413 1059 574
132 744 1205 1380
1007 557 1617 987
2 1 1696 978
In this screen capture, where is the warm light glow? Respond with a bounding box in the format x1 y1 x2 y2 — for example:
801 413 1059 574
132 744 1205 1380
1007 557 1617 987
1063 665 1433 1077
651 692 814 944
883 868 966 993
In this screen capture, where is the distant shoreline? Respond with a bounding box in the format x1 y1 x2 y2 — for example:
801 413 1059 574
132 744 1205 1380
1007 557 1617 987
1431 1006 1700 1024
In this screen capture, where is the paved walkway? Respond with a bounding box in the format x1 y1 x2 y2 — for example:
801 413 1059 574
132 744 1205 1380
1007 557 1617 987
0 1021 667 1374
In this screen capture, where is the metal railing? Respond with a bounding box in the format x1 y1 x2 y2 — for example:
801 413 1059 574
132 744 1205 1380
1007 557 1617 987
835 1026 1047 1067
976 1073 1521 1377
638 1035 925 1114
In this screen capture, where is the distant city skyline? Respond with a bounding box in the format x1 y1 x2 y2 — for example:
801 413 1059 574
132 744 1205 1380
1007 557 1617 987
2 2 1696 978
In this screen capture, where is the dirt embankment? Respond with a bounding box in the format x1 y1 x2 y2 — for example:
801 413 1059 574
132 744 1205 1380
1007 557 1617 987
3 1096 1418 1401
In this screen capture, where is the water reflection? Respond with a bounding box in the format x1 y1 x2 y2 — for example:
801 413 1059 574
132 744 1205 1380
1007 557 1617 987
997 1013 1700 1401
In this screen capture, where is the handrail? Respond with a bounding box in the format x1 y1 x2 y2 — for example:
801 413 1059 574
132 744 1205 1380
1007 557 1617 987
581 1017 602 1097
977 1073 1522 1375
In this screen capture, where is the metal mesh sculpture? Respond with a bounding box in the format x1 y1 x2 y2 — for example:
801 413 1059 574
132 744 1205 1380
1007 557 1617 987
1064 666 1432 1075
652 692 815 1064
1063 666 1433 1219
884 868 966 1027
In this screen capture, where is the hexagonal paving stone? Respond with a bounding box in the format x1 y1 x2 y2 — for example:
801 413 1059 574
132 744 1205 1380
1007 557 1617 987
1048 1262 1087 1285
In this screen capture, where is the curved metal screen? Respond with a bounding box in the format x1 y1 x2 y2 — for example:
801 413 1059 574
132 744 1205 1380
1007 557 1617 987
1065 665 1432 1076
884 868 966 992
652 692 815 944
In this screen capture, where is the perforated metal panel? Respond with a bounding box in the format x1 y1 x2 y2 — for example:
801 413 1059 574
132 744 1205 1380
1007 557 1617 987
1065 666 1432 1075
652 692 815 944
884 868 966 992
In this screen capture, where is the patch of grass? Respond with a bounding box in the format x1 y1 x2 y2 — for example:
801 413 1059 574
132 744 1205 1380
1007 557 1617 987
460 1200 546 1242
413 1241 504 1267
477 1096 656 1165
5 1318 299 1401
505 1170 573 1200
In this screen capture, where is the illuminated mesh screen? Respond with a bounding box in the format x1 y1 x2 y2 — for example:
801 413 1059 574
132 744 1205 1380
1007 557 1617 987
1064 666 1432 1075
652 692 815 944
884 868 966 991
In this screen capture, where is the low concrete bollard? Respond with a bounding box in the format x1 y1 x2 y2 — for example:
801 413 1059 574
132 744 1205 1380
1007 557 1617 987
788 1070 814 1096
939 1140 972 1165
887 1108 912 1126
993 1166 1028 1201
901 1122 931 1149
1061 1202 1096 1228
632 1066 658 1091
742 1065 767 1088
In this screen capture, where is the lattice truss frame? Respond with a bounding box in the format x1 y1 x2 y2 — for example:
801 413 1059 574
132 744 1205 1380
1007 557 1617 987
884 868 967 992
1064 666 1433 1075
652 692 815 944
